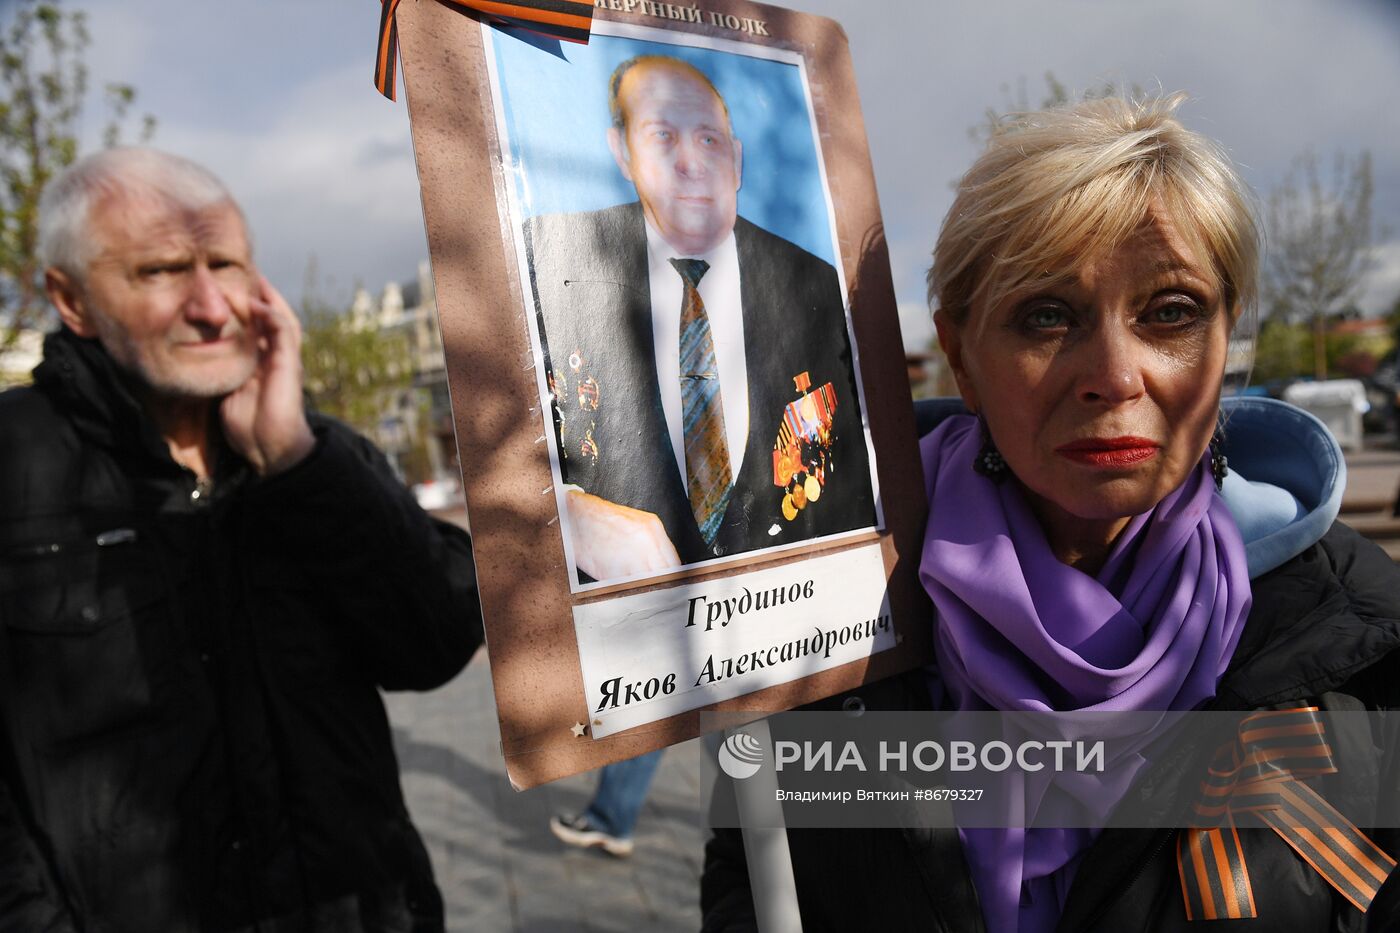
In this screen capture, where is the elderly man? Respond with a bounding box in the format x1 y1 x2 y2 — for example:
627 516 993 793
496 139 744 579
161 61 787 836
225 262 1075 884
526 54 876 584
0 148 481 931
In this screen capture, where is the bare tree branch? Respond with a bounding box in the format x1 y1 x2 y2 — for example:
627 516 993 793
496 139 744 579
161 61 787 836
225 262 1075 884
1261 151 1376 379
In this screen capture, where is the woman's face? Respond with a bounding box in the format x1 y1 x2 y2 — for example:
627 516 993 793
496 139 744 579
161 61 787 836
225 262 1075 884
941 209 1232 530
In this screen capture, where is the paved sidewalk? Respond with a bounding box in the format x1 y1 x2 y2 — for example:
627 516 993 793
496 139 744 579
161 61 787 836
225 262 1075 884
1342 440 1400 511
386 655 705 933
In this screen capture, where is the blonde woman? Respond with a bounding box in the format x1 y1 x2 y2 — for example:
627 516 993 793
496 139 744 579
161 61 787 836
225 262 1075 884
702 95 1400 932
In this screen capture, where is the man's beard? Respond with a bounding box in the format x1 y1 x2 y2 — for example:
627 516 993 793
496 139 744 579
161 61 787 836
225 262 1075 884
88 309 258 400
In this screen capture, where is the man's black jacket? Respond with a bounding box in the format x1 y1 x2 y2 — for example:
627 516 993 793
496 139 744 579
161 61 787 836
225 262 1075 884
0 331 484 931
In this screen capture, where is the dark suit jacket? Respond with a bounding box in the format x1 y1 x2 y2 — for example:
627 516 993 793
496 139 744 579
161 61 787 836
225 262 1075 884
524 201 876 574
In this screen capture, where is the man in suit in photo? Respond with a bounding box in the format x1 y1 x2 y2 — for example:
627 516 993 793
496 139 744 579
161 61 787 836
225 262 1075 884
525 54 876 584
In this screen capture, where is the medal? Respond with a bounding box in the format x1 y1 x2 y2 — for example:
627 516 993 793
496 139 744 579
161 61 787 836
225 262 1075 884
577 377 600 411
772 446 799 486
773 376 841 519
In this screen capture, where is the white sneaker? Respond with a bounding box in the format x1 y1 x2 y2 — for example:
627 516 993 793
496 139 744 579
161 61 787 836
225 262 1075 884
549 812 635 857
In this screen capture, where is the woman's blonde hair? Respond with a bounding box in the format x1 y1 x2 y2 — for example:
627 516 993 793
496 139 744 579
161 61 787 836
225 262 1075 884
929 93 1259 330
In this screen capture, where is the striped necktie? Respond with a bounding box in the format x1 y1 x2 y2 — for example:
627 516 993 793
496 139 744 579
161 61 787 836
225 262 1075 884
671 257 732 546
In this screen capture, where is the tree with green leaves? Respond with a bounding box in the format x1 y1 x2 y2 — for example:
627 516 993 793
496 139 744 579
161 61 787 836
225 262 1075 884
297 263 414 439
300 304 415 434
0 0 154 352
1262 151 1377 381
1250 318 1371 385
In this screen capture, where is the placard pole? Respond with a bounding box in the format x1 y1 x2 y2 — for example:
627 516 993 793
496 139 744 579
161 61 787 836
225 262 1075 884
730 720 802 932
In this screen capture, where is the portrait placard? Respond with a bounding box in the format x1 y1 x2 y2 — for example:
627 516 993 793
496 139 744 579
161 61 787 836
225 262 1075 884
396 0 931 787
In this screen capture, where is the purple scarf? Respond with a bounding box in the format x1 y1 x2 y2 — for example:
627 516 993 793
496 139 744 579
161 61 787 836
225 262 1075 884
919 415 1251 933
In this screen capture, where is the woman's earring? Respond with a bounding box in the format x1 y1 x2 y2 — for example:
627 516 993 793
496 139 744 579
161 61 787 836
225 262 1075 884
1209 426 1228 491
974 421 1009 483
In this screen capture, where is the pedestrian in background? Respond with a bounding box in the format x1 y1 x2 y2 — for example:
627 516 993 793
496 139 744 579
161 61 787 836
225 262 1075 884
551 751 664 857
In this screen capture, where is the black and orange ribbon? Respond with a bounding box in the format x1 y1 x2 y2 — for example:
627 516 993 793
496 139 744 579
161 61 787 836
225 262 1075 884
1176 707 1396 921
375 0 595 101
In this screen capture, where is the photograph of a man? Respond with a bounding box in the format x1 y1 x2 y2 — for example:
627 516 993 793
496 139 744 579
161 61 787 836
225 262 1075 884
524 53 877 585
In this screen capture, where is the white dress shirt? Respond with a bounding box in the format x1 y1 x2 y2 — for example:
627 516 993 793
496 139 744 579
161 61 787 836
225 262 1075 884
645 221 749 493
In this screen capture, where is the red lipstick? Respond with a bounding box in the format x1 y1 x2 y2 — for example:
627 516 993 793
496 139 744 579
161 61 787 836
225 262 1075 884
1054 436 1160 468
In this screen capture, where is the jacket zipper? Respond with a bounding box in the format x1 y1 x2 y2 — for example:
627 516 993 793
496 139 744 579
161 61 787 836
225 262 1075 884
2 541 64 558
1077 829 1175 931
2 530 139 559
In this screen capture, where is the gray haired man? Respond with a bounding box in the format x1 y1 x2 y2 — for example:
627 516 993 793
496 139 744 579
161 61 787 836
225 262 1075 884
0 148 481 931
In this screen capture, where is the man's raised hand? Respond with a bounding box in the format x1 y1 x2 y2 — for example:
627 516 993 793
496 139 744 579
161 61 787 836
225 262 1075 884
220 275 316 476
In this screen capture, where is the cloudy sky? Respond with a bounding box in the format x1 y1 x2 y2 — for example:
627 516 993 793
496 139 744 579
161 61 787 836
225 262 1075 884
65 0 1400 350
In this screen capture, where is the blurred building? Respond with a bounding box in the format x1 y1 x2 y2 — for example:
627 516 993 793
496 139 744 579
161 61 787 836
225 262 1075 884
350 262 458 486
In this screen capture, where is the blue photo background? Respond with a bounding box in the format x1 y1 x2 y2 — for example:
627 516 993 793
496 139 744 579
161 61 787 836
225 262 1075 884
491 31 836 266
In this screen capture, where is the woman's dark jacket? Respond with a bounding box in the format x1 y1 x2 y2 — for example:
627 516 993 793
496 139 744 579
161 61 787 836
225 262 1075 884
701 519 1400 932
0 331 484 931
